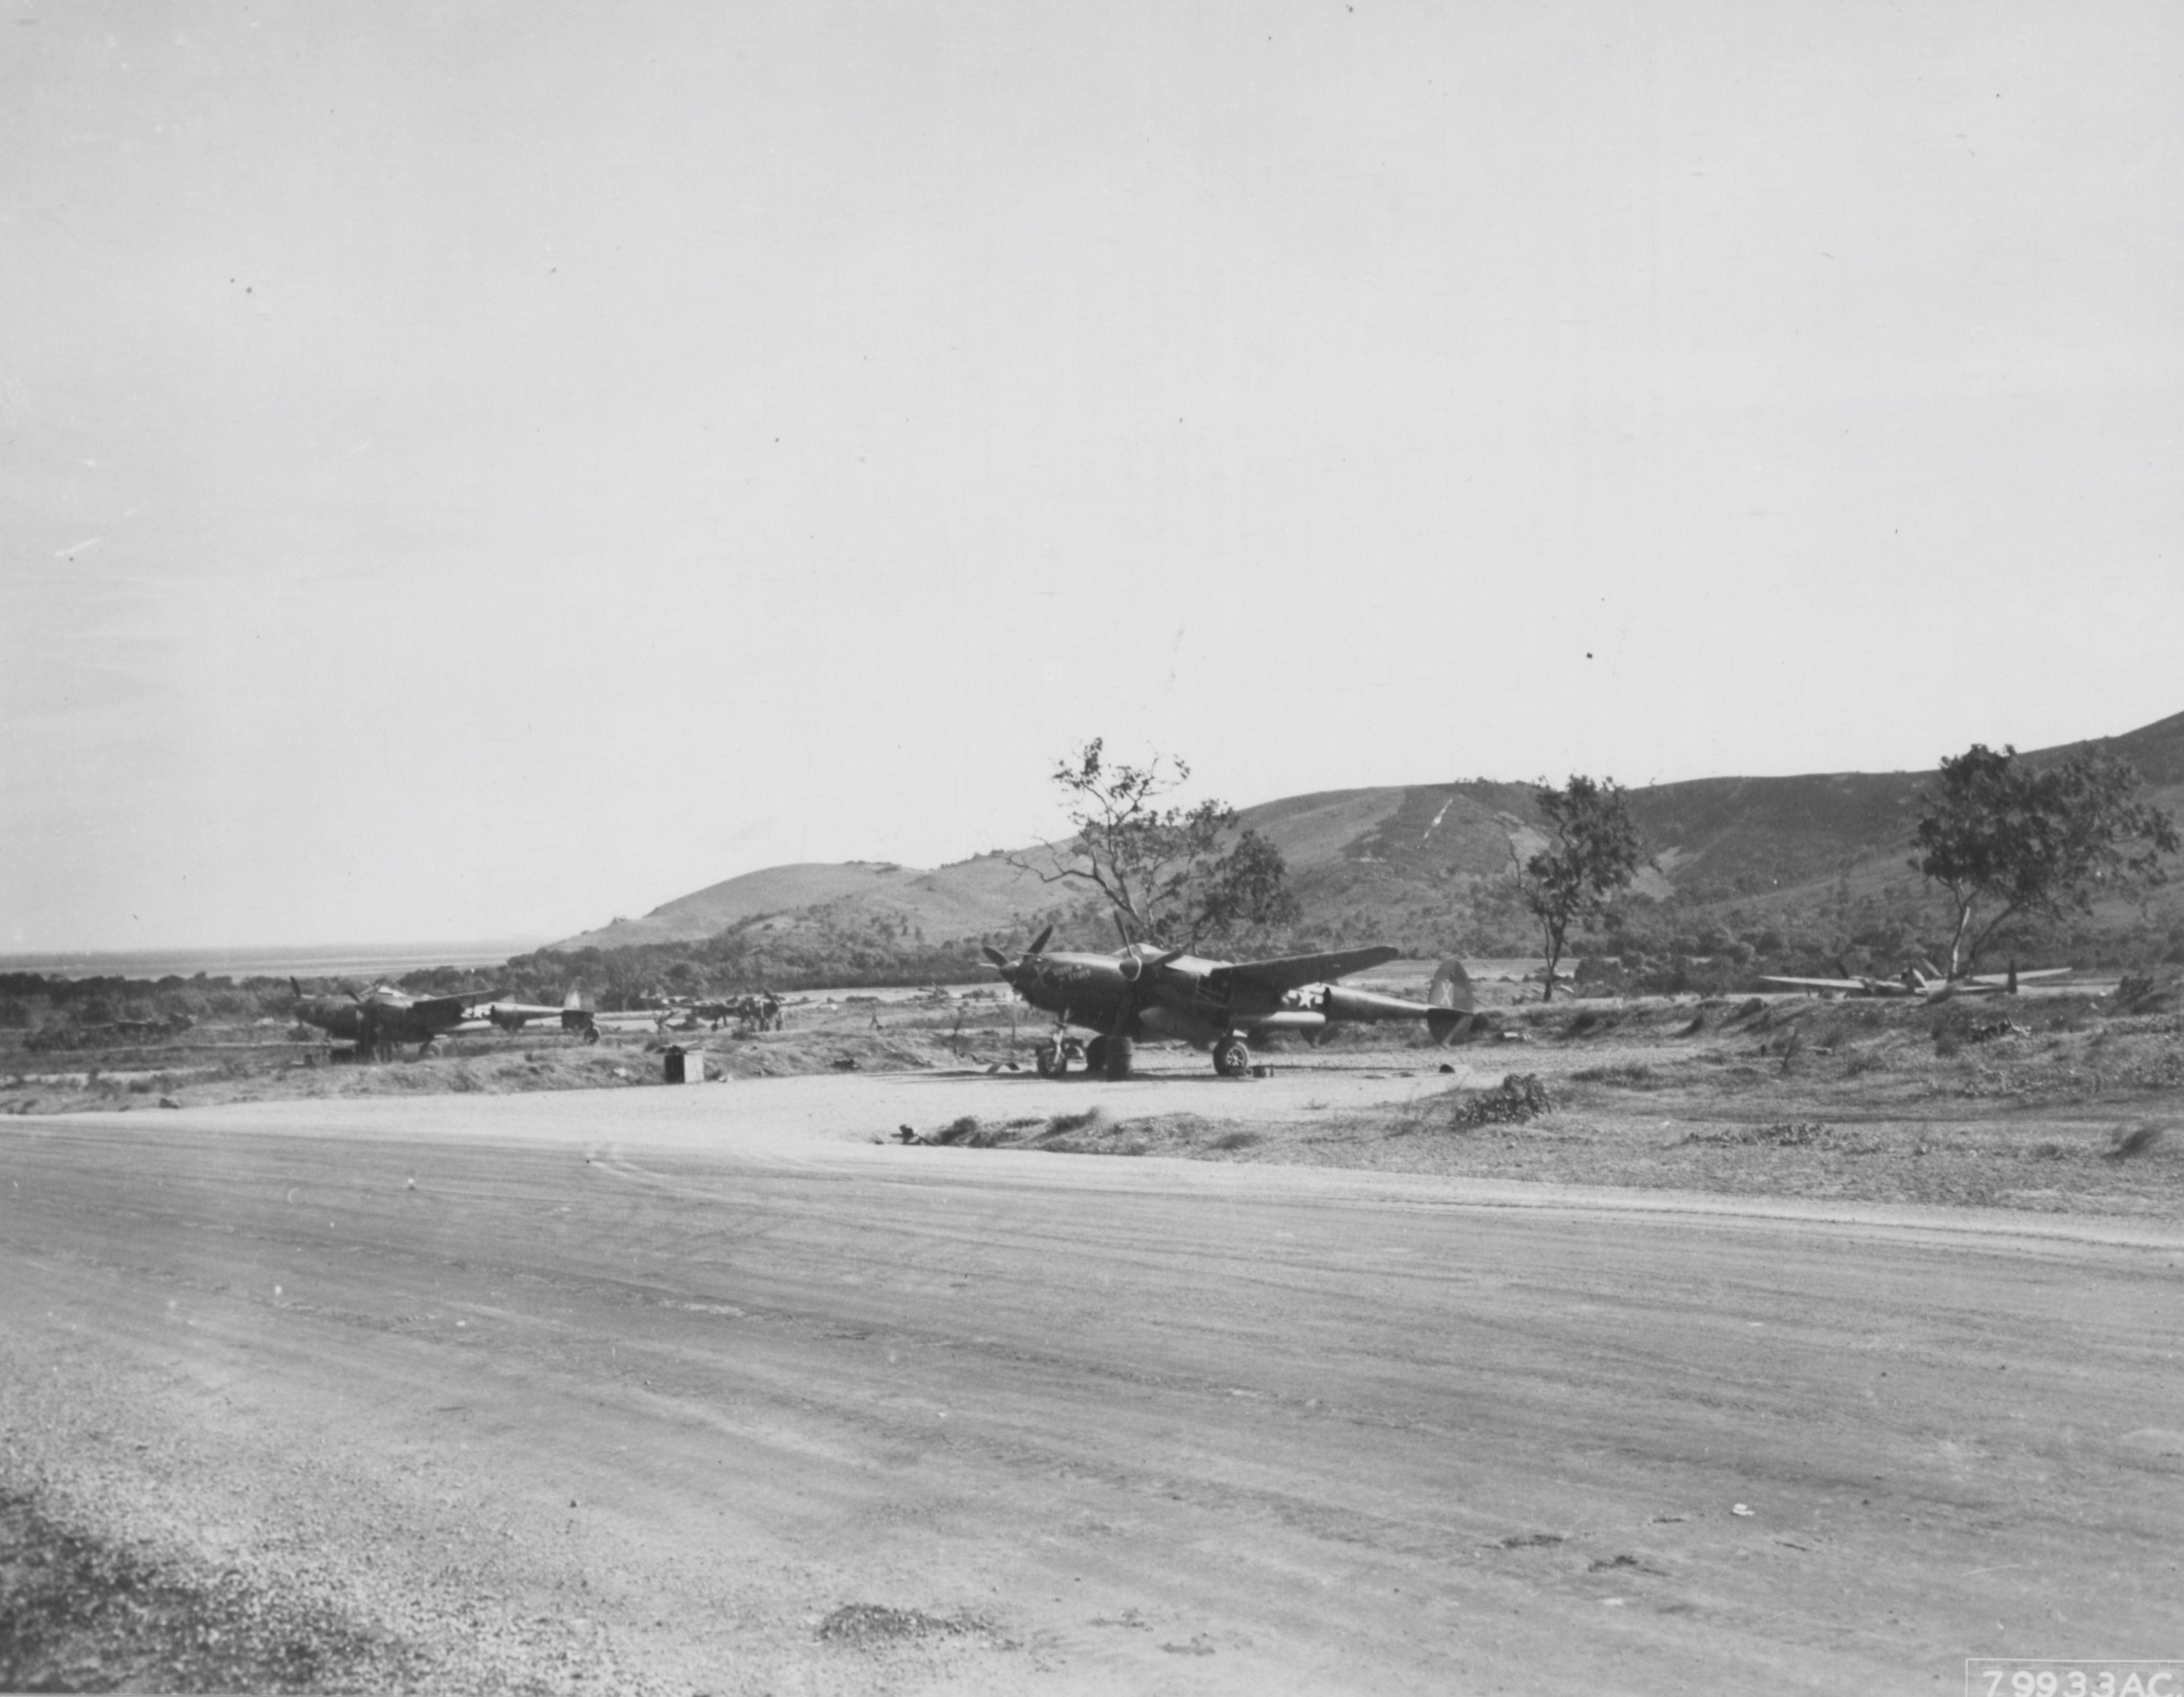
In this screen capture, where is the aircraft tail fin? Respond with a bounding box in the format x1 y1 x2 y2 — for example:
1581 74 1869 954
562 989 597 1036
1425 958 1476 1043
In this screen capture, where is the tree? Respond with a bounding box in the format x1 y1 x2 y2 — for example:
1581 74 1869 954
1014 740 1301 947
1511 776 1645 1001
1911 743 2179 978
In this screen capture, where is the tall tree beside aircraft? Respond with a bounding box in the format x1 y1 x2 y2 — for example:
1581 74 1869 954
1015 740 1300 947
1911 743 2178 979
1511 776 1645 1002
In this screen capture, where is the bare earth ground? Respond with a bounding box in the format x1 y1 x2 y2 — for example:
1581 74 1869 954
3 986 2182 1691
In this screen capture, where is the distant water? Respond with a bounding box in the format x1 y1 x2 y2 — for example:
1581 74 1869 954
0 939 546 983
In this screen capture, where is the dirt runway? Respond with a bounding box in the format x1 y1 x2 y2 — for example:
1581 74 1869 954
3 1070 2179 1693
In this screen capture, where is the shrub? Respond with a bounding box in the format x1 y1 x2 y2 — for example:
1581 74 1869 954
1043 1108 1111 1137
2111 974 2179 1015
1450 1073 1555 1127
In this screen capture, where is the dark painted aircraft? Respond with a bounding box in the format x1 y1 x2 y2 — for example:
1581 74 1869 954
292 982 602 1055
290 979 508 1059
983 925 1477 1079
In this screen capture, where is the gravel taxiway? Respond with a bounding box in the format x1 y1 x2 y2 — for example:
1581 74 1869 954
3 1066 2179 1693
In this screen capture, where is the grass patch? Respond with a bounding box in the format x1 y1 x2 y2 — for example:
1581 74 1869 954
1569 1061 1663 1088
1679 1120 1831 1148
817 1604 996 1647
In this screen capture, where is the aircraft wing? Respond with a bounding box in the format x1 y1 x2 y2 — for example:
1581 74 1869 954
416 989 508 1023
1963 968 2072 986
1222 946 1401 994
1758 975 1866 992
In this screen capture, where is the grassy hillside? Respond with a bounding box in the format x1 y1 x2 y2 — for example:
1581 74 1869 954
547 711 2184 969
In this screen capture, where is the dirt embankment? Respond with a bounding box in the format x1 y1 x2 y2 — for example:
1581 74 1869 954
880 990 2184 1220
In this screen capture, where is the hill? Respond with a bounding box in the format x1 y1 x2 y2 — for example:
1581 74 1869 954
555 859 1048 951
548 710 2184 959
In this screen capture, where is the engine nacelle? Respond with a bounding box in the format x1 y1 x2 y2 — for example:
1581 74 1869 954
1249 1010 1330 1033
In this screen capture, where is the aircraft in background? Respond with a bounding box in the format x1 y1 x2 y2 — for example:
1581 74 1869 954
291 981 596 1057
1757 961 2070 1002
654 992 781 1032
983 925 1477 1079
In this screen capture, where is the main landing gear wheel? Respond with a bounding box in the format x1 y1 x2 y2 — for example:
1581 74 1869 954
1035 1041 1069 1079
1212 1035 1251 1077
1082 1036 1107 1077
1103 1034 1134 1080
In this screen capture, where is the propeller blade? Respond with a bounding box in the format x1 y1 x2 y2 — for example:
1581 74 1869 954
982 945 1010 968
1113 912 1131 949
1027 924 1053 956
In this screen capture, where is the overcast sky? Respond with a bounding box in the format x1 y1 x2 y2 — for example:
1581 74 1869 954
4 0 2179 952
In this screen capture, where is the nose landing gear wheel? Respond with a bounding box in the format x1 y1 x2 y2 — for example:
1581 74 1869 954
1035 1041 1069 1079
1212 1035 1251 1077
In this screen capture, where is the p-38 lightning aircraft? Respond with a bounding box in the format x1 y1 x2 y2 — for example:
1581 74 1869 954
1757 961 2069 1002
983 925 1477 1079
291 981 595 1058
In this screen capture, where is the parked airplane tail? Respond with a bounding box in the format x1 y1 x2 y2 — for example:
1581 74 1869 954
1424 959 1477 1043
561 989 599 1040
